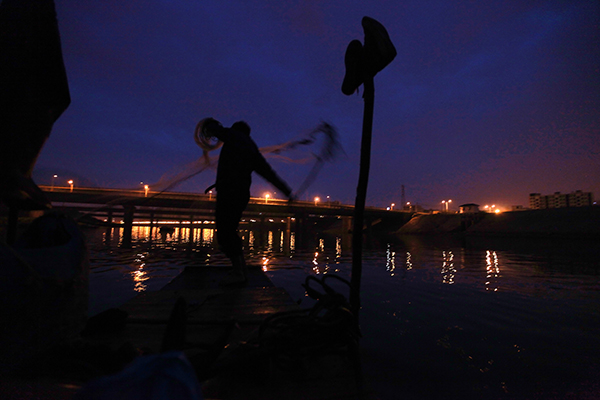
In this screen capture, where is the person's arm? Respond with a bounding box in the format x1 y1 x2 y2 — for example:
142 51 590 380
253 150 292 198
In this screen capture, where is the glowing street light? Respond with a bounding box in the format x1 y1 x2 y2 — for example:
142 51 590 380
51 174 57 191
209 190 213 200
314 197 320 206
265 193 270 204
390 203 395 210
68 180 74 192
144 185 149 197
441 199 452 211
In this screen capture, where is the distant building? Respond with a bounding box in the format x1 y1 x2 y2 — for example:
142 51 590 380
459 203 480 213
568 190 593 207
403 203 424 212
529 191 593 209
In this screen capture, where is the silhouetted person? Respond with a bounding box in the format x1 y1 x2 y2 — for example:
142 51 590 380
203 119 292 285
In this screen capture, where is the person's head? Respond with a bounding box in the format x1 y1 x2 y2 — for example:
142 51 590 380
231 121 251 136
202 118 223 137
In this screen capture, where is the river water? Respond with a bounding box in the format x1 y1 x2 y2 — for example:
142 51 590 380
84 225 600 399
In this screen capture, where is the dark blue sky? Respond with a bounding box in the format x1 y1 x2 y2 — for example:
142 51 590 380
36 0 599 210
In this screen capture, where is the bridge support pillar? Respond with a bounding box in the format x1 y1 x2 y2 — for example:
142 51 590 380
104 209 114 245
187 215 195 253
341 216 353 251
341 216 353 235
149 211 155 243
178 218 184 241
283 216 292 255
106 209 113 225
122 205 135 248
294 211 309 250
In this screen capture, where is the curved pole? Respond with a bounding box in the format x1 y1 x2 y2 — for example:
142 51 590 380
350 75 375 319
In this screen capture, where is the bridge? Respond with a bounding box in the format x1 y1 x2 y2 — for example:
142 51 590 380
40 185 412 246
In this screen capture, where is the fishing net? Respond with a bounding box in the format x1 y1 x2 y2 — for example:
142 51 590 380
150 120 343 198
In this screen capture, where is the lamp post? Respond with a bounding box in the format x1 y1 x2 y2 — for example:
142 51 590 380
68 180 73 192
144 185 149 197
390 203 395 210
265 193 270 204
51 174 57 191
315 197 320 206
209 190 213 200
447 199 452 211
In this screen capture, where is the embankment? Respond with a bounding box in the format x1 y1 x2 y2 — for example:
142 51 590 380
397 207 600 238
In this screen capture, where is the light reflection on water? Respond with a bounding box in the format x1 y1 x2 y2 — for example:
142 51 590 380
85 226 600 399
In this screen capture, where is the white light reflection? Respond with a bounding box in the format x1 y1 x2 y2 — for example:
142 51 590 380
262 257 269 272
202 229 214 245
386 243 396 275
267 231 274 253
248 231 255 251
313 251 320 274
132 252 149 292
335 237 342 262
485 250 501 291
441 250 456 284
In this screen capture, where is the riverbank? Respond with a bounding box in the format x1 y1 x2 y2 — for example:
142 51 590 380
397 206 600 238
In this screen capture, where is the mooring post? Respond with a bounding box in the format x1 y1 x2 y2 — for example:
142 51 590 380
350 75 374 318
344 16 396 321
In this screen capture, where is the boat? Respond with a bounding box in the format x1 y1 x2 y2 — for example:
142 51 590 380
0 212 89 373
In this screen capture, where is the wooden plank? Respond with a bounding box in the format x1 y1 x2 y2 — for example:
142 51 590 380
120 287 300 324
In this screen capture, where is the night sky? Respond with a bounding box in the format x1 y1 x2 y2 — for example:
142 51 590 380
34 0 599 210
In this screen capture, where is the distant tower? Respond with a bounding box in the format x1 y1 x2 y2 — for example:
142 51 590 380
401 185 405 208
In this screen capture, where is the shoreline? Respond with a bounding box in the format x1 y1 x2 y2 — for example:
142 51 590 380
396 206 600 239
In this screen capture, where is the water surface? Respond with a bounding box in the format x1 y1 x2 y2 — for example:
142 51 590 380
85 226 600 399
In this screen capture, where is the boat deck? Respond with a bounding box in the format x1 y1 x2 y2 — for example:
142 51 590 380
1 265 372 399
127 265 370 399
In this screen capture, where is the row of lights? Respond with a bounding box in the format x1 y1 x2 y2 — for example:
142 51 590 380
56 178 501 214
484 205 501 213
263 193 331 206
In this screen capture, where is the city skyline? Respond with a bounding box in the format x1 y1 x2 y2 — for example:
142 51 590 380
34 1 600 210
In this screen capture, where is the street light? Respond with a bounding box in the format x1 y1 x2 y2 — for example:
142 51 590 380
144 185 149 197
442 199 452 212
68 180 73 192
209 190 213 200
390 203 395 210
265 193 270 204
51 174 57 191
315 197 320 206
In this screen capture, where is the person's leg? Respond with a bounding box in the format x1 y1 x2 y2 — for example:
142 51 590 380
216 194 248 285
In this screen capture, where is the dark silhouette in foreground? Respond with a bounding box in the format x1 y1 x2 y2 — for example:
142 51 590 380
200 118 293 285
341 16 396 319
0 0 70 212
